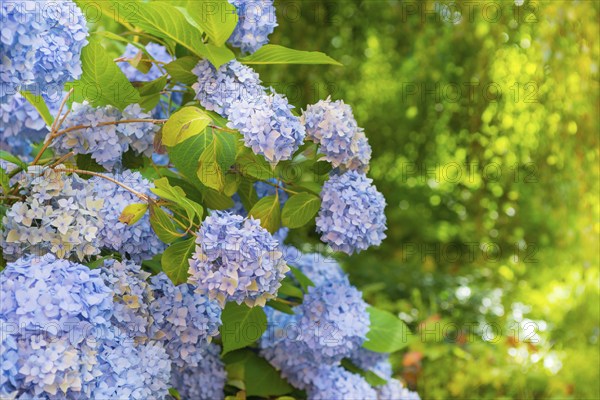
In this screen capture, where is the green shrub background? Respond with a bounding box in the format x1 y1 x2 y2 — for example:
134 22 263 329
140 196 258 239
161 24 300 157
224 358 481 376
260 1 599 398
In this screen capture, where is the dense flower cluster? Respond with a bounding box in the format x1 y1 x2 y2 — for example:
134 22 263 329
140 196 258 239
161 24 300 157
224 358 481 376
350 348 393 380
228 0 278 54
284 246 346 286
100 259 156 338
170 342 227 400
0 0 88 97
377 379 421 400
90 170 165 262
51 102 159 169
1 167 103 261
316 171 387 254
302 97 372 172
0 93 60 158
260 250 371 394
189 211 289 307
308 364 377 400
0 255 171 398
193 60 305 164
149 273 222 367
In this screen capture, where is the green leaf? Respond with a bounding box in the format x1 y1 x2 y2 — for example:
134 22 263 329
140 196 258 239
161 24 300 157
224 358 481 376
20 91 54 127
0 167 10 193
74 0 136 30
152 177 204 225
239 44 343 66
236 147 275 181
162 236 196 284
149 204 184 243
281 192 321 229
363 307 411 353
136 75 168 112
162 107 212 147
244 352 293 397
122 2 206 58
186 0 238 46
340 359 388 386
248 195 281 234
203 43 236 69
278 277 304 299
0 151 27 170
266 300 294 315
118 203 148 225
237 179 258 211
68 39 140 110
197 132 237 191
76 154 106 173
220 303 267 355
203 188 235 210
168 388 181 400
164 56 201 85
288 265 314 293
169 132 214 184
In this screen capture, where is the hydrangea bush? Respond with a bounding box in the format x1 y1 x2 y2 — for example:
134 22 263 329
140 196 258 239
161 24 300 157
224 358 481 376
0 1 419 399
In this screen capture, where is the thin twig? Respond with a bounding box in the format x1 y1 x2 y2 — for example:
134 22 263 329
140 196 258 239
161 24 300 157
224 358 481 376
53 167 149 202
54 118 168 138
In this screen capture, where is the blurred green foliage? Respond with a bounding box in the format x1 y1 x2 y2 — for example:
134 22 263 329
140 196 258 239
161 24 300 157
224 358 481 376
261 0 600 398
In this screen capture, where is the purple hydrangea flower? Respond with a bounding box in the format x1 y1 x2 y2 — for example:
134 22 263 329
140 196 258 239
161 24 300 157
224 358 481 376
0 0 88 98
350 348 393 381
228 0 278 54
188 210 289 307
52 102 159 170
283 246 346 287
149 273 222 368
316 171 387 255
170 342 226 400
301 97 372 172
193 60 305 164
90 170 165 263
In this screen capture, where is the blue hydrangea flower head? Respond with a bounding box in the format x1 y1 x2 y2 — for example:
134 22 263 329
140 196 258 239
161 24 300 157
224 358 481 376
52 102 159 169
0 254 114 397
188 210 289 307
301 97 372 172
377 378 421 400
170 342 227 400
350 348 393 381
90 170 165 262
1 167 104 261
100 259 155 339
0 0 88 98
149 273 222 367
193 60 304 164
294 277 370 364
307 364 377 400
228 0 278 54
283 246 346 287
316 171 387 254
0 92 62 159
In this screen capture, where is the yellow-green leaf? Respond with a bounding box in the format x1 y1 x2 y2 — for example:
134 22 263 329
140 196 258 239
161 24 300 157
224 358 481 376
118 203 148 225
163 107 212 147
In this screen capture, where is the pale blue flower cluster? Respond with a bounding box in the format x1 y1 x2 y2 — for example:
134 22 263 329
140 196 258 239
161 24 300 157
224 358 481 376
100 259 156 338
377 379 421 400
284 246 346 286
228 0 278 54
1 168 104 261
170 342 227 400
0 93 60 158
90 170 165 263
0 0 88 98
260 249 371 395
316 171 387 254
350 347 393 380
118 43 182 120
52 102 159 169
149 273 222 368
0 255 113 398
188 210 289 307
308 364 377 400
193 60 305 164
302 97 372 172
